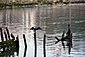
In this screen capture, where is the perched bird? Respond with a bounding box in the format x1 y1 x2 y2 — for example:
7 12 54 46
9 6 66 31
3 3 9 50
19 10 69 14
30 27 42 31
55 31 65 49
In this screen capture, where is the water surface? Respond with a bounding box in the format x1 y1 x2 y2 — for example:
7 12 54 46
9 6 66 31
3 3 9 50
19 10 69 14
0 4 85 57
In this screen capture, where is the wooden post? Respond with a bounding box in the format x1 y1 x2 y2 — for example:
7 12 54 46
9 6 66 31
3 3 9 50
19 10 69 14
30 27 42 57
23 45 27 57
23 34 27 48
16 35 19 56
6 27 10 40
0 28 5 51
0 28 4 41
43 34 46 57
4 31 8 41
16 35 19 48
23 34 27 57
34 30 37 57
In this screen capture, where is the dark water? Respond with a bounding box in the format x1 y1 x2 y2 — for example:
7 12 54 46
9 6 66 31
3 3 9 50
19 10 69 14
0 4 85 57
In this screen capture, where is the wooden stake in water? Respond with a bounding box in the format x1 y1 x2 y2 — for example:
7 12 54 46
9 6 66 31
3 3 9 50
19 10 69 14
43 34 46 57
23 34 27 48
6 27 10 40
23 34 27 57
16 35 19 56
0 28 4 41
0 28 5 51
16 35 19 47
4 31 8 41
34 30 37 57
30 27 42 57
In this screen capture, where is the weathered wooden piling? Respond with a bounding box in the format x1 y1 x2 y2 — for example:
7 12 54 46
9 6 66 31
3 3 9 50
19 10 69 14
0 28 5 51
15 35 19 56
6 27 10 40
23 45 27 57
43 34 46 57
23 34 27 48
4 31 8 41
34 30 37 57
30 27 42 57
0 28 4 41
23 34 27 57
16 35 19 48
30 27 37 57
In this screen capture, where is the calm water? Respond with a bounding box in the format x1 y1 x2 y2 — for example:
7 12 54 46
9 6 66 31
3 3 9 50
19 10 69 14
0 4 85 57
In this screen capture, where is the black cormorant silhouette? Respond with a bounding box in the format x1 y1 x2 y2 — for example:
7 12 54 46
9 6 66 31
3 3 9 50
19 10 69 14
30 27 42 31
55 31 65 49
65 24 72 54
55 24 73 54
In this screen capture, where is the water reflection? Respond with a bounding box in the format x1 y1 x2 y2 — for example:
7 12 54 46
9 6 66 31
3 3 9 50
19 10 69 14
0 4 85 57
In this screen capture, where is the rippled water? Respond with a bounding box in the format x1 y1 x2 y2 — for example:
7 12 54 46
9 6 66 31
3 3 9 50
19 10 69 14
0 4 85 57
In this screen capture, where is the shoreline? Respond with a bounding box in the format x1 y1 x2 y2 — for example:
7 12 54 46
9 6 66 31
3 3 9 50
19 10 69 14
0 3 85 9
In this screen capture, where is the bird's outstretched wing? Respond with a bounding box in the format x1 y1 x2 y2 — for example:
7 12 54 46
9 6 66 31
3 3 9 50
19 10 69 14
55 37 60 44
